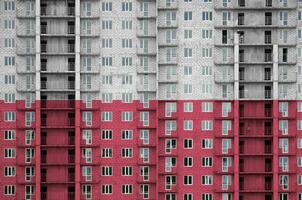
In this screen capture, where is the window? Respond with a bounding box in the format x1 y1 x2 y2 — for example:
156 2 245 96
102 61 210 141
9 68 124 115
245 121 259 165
25 186 34 200
280 11 288 25
121 148 133 158
122 39 132 48
298 157 302 167
184 175 193 185
298 175 302 185
222 175 232 190
165 175 176 190
202 29 213 39
25 166 35 181
201 157 213 167
121 166 132 176
298 120 302 130
165 120 177 135
102 57 112 66
222 157 232 172
4 56 15 66
122 20 132 30
102 38 112 48
279 175 289 190
184 120 193 130
25 148 34 163
298 139 302 149
82 130 92 145
4 75 15 84
101 112 112 121
139 148 149 163
4 19 15 29
202 48 212 57
4 38 15 48
4 93 15 103
82 112 92 126
184 102 193 112
222 102 232 117
184 139 193 149
101 148 112 158
4 130 15 140
184 157 193 167
184 194 193 200
121 111 133 122
101 166 113 176
4 112 15 122
184 48 192 58
201 120 213 130
140 130 149 144
25 112 35 127
122 57 132 66
102 20 112 30
140 112 149 126
102 2 112 11
122 2 132 11
82 166 92 181
122 184 133 194
4 148 15 158
4 1 15 11
202 66 212 76
279 157 289 172
25 130 34 145
222 120 232 135
202 194 213 200
202 102 213 112
122 75 133 84
165 102 177 117
4 185 15 195
202 11 213 21
140 166 149 181
184 11 192 21
165 157 177 172
4 166 15 177
101 130 112 140
202 139 213 149
122 93 133 103
101 184 112 194
184 66 192 75
184 29 192 39
201 175 213 185
165 139 177 153
122 130 133 140
222 139 232 154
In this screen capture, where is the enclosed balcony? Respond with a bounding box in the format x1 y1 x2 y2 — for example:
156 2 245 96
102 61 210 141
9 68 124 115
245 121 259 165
41 40 75 55
158 0 178 10
40 21 75 36
40 2 75 18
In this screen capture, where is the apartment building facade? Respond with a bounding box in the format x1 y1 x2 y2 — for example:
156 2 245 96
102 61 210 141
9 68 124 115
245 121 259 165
1 0 302 200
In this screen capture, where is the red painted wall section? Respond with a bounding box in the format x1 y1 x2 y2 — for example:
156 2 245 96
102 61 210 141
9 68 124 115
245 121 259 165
0 100 301 200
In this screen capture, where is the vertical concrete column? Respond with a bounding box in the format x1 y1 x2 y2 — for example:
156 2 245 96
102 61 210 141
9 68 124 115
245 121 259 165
272 44 279 200
233 32 239 200
35 0 41 199
75 0 81 200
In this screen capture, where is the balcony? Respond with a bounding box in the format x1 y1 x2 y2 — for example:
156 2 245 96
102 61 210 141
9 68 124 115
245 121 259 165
158 54 178 65
40 44 75 55
158 74 178 83
158 20 178 28
40 25 75 36
158 0 178 10
41 80 75 91
137 28 156 38
40 7 75 18
136 9 156 19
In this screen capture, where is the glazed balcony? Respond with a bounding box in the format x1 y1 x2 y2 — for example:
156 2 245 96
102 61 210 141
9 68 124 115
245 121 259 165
158 54 178 65
40 24 75 36
41 44 75 55
214 0 296 10
136 5 156 19
158 74 178 83
41 6 75 18
40 81 75 91
158 19 178 28
158 0 178 10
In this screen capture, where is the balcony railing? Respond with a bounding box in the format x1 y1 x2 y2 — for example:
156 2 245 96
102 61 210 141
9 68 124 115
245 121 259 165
40 7 75 17
41 44 75 54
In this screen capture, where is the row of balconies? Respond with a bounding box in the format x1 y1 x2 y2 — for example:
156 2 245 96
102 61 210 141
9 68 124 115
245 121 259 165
214 0 296 10
214 72 297 83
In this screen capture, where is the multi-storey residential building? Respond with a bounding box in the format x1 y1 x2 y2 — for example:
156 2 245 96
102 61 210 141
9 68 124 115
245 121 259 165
1 0 302 200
